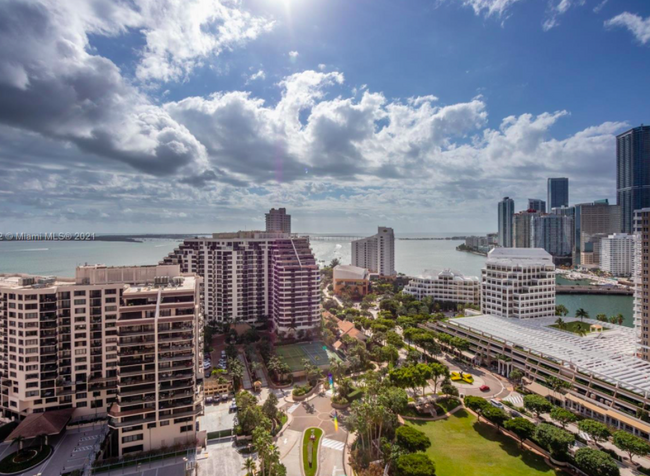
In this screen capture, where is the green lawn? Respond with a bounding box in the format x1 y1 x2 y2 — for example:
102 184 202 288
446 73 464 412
406 410 566 476
302 427 323 476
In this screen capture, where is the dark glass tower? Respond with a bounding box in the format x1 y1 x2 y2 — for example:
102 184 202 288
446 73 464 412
617 125 650 233
547 178 569 210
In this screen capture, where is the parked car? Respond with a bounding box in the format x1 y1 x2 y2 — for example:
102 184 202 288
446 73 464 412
206 396 213 404
490 399 504 408
479 385 490 392
203 360 211 370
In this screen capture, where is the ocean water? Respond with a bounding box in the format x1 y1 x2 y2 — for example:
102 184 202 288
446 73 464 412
0 235 633 327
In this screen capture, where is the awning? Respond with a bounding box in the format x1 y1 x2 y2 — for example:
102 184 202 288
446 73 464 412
5 408 75 442
566 393 650 434
525 381 565 401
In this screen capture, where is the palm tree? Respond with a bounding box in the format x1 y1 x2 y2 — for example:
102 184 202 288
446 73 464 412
10 436 25 453
596 314 608 322
242 457 256 475
576 308 589 322
609 316 618 324
554 318 566 330
616 313 625 325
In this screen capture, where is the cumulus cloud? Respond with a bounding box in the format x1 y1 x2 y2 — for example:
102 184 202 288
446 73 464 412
135 0 274 83
605 12 650 44
248 70 266 82
0 0 630 232
288 50 299 58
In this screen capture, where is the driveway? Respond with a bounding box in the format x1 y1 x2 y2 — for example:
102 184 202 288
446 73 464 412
200 400 236 433
197 439 246 476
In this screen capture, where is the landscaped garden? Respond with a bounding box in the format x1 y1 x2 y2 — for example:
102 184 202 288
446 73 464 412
0 444 53 474
550 320 607 335
405 410 566 476
302 427 323 476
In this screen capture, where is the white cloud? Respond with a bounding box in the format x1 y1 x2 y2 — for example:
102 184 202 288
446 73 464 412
456 0 522 19
605 12 650 45
135 0 274 83
248 69 266 82
288 50 299 58
542 0 585 31
318 64 327 71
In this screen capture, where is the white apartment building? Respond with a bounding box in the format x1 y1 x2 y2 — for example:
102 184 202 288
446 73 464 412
0 265 203 457
634 209 650 362
160 232 320 335
403 270 480 305
351 227 395 276
600 233 635 277
265 208 291 234
481 248 555 319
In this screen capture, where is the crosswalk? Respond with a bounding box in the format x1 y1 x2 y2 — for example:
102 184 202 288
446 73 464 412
502 392 524 407
287 403 300 414
321 438 345 452
73 445 94 453
79 435 99 442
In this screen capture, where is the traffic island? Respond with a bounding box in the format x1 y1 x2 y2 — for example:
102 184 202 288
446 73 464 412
0 445 53 475
302 427 323 476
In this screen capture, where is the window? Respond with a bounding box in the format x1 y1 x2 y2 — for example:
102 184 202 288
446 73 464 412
122 434 143 443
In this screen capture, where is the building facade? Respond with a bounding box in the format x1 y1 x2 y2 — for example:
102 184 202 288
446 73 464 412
528 199 546 213
530 214 574 258
600 233 635 277
513 210 541 248
0 265 203 457
265 208 291 234
634 209 650 361
617 126 650 233
481 248 555 319
498 197 515 248
574 200 621 266
332 265 370 297
547 177 569 210
351 227 396 276
160 232 320 334
403 270 480 305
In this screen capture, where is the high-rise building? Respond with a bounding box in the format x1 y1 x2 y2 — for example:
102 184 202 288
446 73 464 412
617 126 650 233
0 265 203 457
481 248 555 319
528 199 546 213
574 200 621 266
160 232 320 334
351 227 395 276
513 210 541 248
497 197 515 248
265 208 292 234
530 214 574 258
547 178 569 210
634 209 650 361
600 233 635 277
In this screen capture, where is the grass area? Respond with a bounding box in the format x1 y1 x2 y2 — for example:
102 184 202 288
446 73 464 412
406 409 567 476
549 321 607 335
302 427 323 476
0 445 52 474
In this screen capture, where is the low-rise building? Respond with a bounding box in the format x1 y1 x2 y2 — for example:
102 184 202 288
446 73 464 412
403 269 480 305
430 315 650 441
333 265 370 297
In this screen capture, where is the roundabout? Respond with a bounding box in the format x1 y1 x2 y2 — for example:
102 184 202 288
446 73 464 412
0 445 53 475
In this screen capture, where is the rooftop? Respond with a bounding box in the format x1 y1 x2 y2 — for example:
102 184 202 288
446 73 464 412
442 314 650 396
486 247 554 267
333 264 369 280
413 269 479 282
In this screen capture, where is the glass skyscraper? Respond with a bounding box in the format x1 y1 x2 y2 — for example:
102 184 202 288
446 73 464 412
617 125 650 233
498 197 515 248
547 177 569 210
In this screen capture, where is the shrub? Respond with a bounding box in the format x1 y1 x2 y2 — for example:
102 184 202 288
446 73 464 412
574 447 620 476
394 453 436 476
395 425 431 453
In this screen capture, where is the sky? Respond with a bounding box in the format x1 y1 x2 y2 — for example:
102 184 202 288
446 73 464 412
0 0 649 234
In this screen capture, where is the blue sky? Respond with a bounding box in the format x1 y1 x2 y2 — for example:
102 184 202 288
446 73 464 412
0 0 649 234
